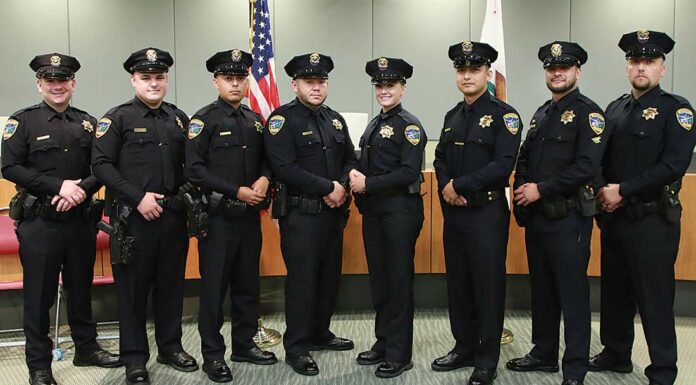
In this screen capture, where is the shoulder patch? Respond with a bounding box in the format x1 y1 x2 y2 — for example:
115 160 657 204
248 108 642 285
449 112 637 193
404 125 421 146
188 119 205 139
503 113 520 135
95 118 111 138
588 112 605 135
268 116 285 135
3 119 19 140
676 108 693 131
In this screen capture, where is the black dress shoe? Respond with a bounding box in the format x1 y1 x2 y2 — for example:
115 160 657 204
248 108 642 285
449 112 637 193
73 347 123 368
588 352 632 373
356 350 385 365
29 369 57 385
156 351 199 372
310 336 354 351
125 366 150 385
375 361 413 378
286 355 319 376
561 379 583 385
506 354 559 373
230 347 277 365
202 360 233 383
468 368 497 385
431 352 474 371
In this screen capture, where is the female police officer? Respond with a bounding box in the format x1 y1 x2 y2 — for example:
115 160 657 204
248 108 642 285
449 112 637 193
349 57 426 379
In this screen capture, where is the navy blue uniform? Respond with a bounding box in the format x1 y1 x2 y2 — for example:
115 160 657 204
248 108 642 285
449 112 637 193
354 103 425 364
92 97 190 367
185 99 271 361
514 88 607 381
2 102 100 372
433 92 521 370
263 99 357 358
596 85 696 385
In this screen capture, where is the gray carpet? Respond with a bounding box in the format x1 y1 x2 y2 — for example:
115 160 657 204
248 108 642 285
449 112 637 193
2 310 695 384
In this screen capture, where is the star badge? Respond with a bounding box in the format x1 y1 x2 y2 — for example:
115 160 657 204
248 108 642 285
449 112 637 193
642 107 659 120
379 125 394 138
561 110 575 124
479 115 493 128
332 119 343 130
82 120 94 133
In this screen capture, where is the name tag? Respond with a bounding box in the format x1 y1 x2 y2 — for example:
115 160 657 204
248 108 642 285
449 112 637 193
454 141 465 146
302 130 314 136
133 128 148 133
219 131 232 136
444 127 451 132
37 135 50 141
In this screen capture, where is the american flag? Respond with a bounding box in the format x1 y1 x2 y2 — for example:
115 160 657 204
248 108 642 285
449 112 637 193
248 0 280 122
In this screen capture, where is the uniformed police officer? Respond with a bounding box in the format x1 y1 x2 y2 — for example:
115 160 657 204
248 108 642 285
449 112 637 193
186 49 277 383
589 30 696 385
432 41 522 385
506 42 607 385
349 57 425 378
92 48 197 384
1 53 121 385
263 52 357 376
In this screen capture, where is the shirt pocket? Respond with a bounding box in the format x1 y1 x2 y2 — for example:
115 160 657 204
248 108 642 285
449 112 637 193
29 138 61 172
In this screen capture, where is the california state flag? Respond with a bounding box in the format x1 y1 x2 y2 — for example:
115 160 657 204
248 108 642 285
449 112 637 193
480 0 507 102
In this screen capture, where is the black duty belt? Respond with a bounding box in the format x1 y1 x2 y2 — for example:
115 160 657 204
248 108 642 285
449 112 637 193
461 189 505 208
288 195 332 214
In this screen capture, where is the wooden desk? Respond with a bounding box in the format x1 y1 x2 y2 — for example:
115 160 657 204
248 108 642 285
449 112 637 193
1 172 695 281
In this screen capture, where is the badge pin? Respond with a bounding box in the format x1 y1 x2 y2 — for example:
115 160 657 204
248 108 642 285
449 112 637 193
379 125 395 139
551 43 562 57
462 41 474 53
146 49 158 63
479 115 493 128
637 29 650 43
82 120 94 133
231 49 242 63
332 119 343 130
50 55 61 67
309 53 321 65
377 57 389 70
560 110 575 124
255 121 263 133
176 116 184 130
642 107 659 120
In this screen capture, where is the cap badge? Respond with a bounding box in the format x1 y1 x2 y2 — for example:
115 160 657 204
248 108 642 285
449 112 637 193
309 53 321 66
479 115 493 128
377 57 388 70
642 107 658 120
561 110 575 124
146 49 158 63
231 49 242 63
551 43 563 57
637 29 650 43
379 125 394 139
50 55 61 67
462 41 474 53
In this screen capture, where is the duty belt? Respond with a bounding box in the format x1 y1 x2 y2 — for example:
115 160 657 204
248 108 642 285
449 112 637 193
462 189 505 208
288 195 332 214
620 200 661 220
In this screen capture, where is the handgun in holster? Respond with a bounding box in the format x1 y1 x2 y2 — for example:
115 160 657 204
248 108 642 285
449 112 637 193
8 187 28 220
576 185 596 217
85 199 105 223
271 181 288 219
661 181 682 223
407 173 425 195
183 188 209 239
97 205 135 265
542 195 569 219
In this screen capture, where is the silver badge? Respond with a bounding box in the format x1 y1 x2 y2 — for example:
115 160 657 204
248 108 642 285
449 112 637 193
637 29 650 43
146 49 158 62
309 53 320 65
231 49 242 63
377 57 388 70
462 41 474 52
50 55 61 67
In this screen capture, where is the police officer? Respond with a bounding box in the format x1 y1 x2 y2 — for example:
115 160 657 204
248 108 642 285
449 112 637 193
1 53 121 385
263 52 357 376
506 42 607 385
349 57 425 378
92 48 197 384
432 41 522 385
186 49 277 383
589 30 696 385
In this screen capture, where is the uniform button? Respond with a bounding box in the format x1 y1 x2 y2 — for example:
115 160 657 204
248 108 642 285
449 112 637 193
158 143 162 146
64 148 68 152
557 136 562 140
477 138 483 143
640 131 645 136
242 145 247 149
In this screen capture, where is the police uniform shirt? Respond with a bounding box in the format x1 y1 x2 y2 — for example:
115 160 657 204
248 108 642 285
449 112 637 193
2 101 99 195
358 103 426 192
434 92 522 193
185 98 271 197
601 85 696 199
515 88 607 196
92 97 189 207
263 99 357 196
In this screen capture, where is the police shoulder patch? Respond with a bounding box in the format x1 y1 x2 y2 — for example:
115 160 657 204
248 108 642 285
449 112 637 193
188 119 205 139
268 115 285 135
676 108 694 131
95 118 111 139
404 125 421 146
3 119 19 140
588 112 605 135
503 113 520 135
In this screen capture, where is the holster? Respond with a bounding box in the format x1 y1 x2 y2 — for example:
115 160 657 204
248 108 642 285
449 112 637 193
271 181 288 219
661 181 682 223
